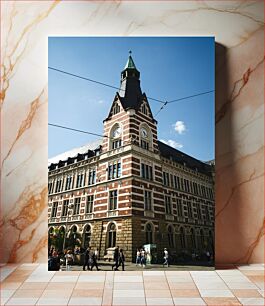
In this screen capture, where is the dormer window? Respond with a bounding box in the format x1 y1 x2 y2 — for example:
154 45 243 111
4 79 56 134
140 102 148 115
112 102 120 115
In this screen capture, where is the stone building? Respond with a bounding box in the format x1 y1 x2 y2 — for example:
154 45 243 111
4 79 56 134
48 55 215 263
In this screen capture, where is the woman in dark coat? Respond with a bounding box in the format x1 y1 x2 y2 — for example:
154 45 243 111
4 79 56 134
116 249 125 271
83 247 91 271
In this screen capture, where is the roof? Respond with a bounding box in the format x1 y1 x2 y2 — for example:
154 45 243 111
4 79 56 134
48 139 102 166
124 55 137 70
157 141 213 176
48 139 213 177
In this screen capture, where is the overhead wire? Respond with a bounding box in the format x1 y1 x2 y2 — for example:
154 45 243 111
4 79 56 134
48 66 214 135
154 90 215 118
48 66 165 104
48 123 111 139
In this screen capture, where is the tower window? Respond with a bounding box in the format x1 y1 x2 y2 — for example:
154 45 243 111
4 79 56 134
140 103 148 115
110 124 122 150
112 102 120 115
140 126 151 151
112 139 122 149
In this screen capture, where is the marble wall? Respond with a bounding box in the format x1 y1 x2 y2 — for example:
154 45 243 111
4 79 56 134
1 1 264 263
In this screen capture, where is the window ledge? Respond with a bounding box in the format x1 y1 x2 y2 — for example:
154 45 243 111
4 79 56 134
107 210 118 217
144 210 154 218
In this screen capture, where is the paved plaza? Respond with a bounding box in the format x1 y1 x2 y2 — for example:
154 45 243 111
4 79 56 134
67 260 214 271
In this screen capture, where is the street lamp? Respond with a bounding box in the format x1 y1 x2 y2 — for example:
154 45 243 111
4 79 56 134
62 202 74 251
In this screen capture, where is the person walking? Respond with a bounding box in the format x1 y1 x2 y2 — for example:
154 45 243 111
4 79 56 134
163 248 169 268
116 249 125 271
136 249 141 266
112 246 119 271
48 250 60 271
90 250 100 271
83 246 91 271
65 250 74 271
140 248 146 268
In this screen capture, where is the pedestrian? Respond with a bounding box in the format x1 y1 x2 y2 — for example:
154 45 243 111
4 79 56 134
112 246 119 271
83 246 91 271
94 248 99 260
136 249 141 266
65 249 74 271
90 250 100 271
163 248 169 268
140 248 146 268
206 251 211 262
116 249 125 271
74 247 80 255
48 250 60 271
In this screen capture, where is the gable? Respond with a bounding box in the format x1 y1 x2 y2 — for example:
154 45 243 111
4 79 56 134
138 93 154 119
106 93 124 119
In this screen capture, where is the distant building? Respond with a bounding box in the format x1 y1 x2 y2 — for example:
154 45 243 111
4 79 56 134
48 55 215 262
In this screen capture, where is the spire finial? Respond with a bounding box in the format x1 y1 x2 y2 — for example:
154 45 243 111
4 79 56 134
129 50 132 56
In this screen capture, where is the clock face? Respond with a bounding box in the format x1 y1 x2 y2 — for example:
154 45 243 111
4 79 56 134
141 128 148 138
113 127 121 138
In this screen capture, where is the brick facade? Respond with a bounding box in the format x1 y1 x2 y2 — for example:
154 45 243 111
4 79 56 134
48 55 214 263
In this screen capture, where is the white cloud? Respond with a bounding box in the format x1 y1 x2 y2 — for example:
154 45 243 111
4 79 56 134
98 100 104 104
160 139 183 149
173 121 186 134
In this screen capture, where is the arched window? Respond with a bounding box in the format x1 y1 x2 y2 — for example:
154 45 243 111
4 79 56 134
59 226 65 238
168 225 174 248
107 223 116 248
139 124 152 151
48 227 54 236
68 225 78 248
83 224 91 249
180 227 186 248
145 223 153 244
200 229 205 248
110 124 122 150
190 228 196 249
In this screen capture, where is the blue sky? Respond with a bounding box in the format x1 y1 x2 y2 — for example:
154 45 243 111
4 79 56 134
48 37 214 161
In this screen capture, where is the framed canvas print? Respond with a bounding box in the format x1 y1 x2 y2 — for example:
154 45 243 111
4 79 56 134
48 37 215 271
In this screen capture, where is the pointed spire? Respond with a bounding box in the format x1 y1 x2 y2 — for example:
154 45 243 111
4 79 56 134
124 51 137 70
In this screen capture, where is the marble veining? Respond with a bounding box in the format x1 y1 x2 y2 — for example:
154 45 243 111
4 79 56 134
0 0 264 263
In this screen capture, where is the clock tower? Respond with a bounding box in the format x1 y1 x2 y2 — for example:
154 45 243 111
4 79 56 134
101 53 159 154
